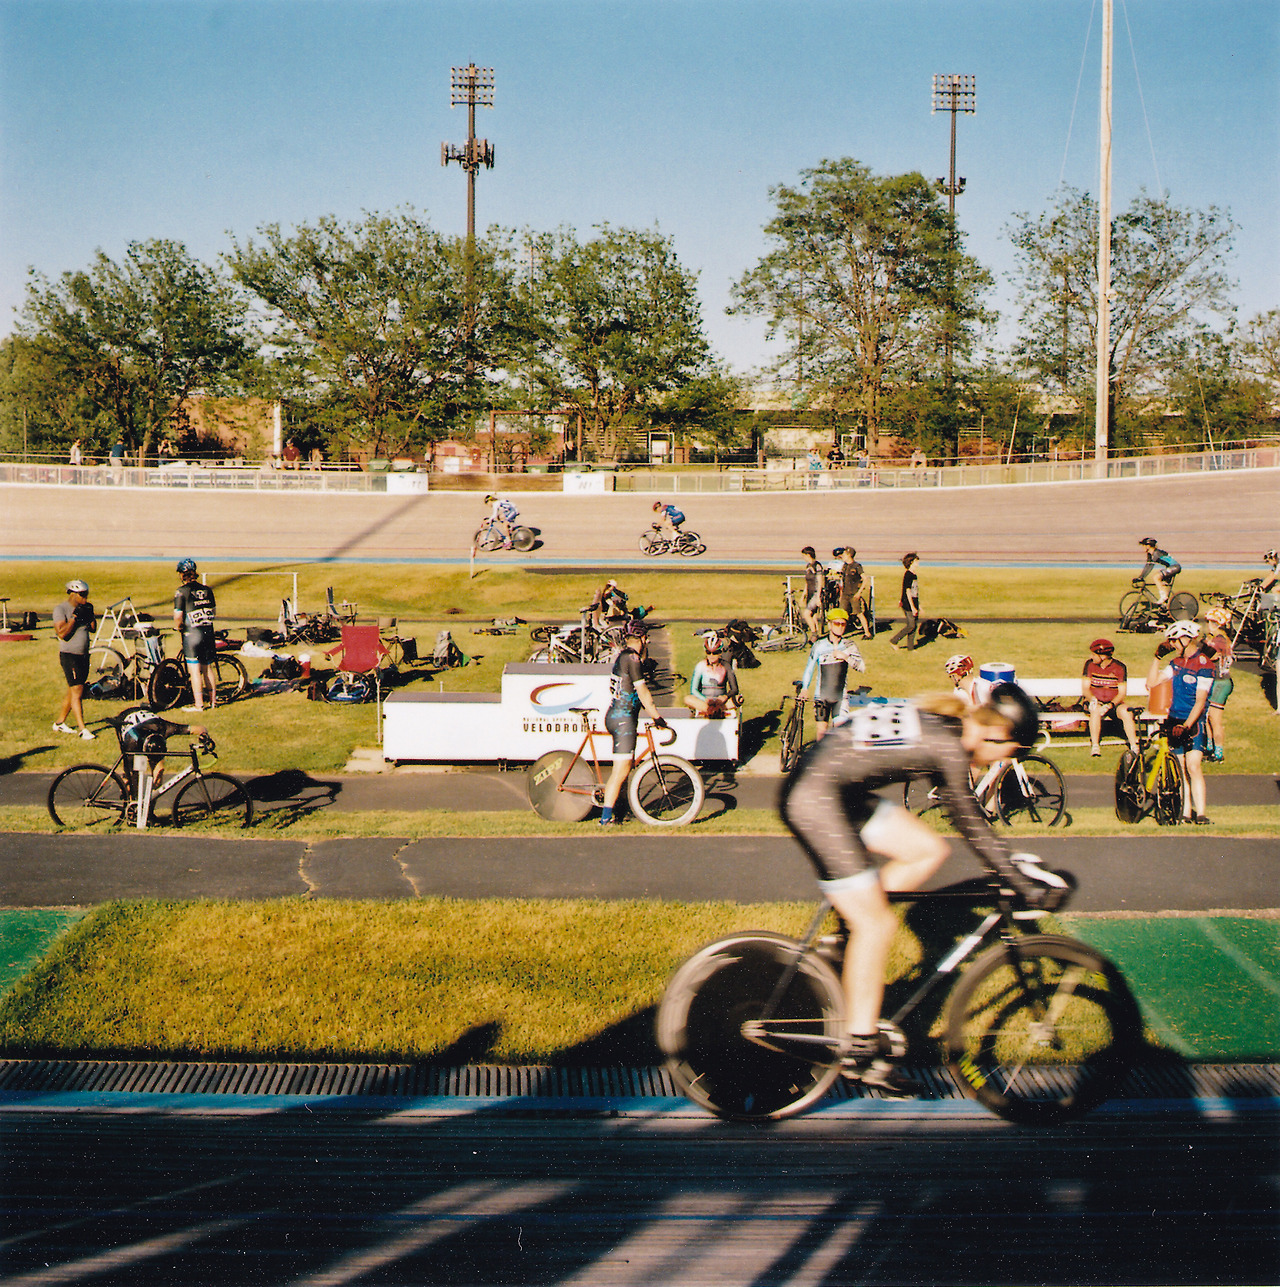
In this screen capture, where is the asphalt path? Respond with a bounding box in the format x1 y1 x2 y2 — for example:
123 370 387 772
4 469 1277 564
3 1108 1276 1285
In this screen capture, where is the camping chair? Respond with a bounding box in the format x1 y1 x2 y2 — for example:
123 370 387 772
326 586 358 625
378 616 416 666
324 624 391 721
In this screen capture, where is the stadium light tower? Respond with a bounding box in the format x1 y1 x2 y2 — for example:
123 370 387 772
932 74 976 397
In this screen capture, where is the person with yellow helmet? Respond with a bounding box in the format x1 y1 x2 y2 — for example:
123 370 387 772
798 607 865 739
1201 606 1236 762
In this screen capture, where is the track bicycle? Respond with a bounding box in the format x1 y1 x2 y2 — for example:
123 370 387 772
1118 578 1198 633
905 751 1067 826
755 577 809 653
473 517 536 552
47 725 253 830
526 711 705 825
89 627 248 709
639 524 706 557
1114 723 1185 826
657 875 1141 1125
528 610 622 664
779 682 807 772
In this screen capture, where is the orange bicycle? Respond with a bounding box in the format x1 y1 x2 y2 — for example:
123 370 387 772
525 709 705 825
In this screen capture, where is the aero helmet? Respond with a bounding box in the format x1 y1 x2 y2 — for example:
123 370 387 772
1163 619 1202 641
944 653 973 676
984 683 1041 753
176 558 197 576
65 579 89 595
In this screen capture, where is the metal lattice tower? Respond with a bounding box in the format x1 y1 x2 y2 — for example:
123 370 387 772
932 74 976 396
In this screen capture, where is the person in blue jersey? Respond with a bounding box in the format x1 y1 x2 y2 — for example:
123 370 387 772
1136 537 1182 605
1147 619 1214 824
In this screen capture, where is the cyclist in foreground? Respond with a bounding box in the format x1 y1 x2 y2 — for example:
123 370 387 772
483 494 520 548
779 683 1064 1095
118 707 208 798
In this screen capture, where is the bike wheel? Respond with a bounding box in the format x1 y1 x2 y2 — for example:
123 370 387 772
676 531 704 557
639 532 665 556
87 647 130 698
779 703 804 773
1168 591 1198 621
628 755 704 825
147 658 190 710
527 750 598 821
1117 588 1148 617
510 525 536 552
170 772 253 828
473 524 502 552
658 932 845 1120
1113 750 1146 824
996 754 1066 826
1152 753 1184 826
212 653 249 702
945 934 1141 1125
47 764 128 828
1117 602 1153 633
757 626 806 653
903 777 944 818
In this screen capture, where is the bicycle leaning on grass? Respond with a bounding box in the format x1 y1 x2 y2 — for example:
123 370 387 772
47 719 253 830
658 870 1141 1125
904 749 1067 827
1113 722 1184 826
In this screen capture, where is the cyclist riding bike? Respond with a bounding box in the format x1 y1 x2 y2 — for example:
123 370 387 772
599 621 667 826
798 608 865 740
1135 537 1181 605
779 683 1064 1096
651 501 685 543
483 494 520 549
173 557 217 712
945 653 977 705
1147 619 1213 824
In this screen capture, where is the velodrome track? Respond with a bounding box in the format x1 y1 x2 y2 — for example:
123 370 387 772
3 468 1277 565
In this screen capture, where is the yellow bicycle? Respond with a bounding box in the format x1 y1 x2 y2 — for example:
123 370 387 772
1114 724 1184 826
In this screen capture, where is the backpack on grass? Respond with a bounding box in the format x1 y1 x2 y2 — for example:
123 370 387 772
433 630 466 669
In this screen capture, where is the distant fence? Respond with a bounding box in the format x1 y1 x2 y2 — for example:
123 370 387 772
0 444 1275 495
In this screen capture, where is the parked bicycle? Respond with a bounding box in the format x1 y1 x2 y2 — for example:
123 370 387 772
1117 579 1198 633
528 610 624 664
779 682 807 772
904 750 1067 826
658 875 1141 1124
526 710 704 825
47 721 252 830
1201 579 1277 666
755 578 808 653
473 516 536 552
1114 723 1184 826
639 524 706 557
89 626 248 709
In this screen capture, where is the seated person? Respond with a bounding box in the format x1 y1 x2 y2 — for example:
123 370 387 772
1260 548 1279 597
1082 638 1139 757
945 654 977 705
684 634 741 718
591 579 629 628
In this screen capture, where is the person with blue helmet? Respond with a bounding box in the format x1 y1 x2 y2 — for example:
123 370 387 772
173 558 217 712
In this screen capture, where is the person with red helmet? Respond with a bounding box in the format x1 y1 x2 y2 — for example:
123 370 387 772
1082 639 1140 757
944 653 976 705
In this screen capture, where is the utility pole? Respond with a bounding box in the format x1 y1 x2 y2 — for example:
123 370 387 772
1094 0 1113 469
442 64 495 375
932 74 975 395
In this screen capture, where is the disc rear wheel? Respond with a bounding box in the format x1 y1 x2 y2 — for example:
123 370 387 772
527 750 598 821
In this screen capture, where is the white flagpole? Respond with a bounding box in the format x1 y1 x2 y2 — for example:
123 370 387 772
1094 0 1113 472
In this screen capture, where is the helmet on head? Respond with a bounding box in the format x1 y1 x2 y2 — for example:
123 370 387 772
983 682 1041 754
483 493 496 504
1203 607 1233 629
1089 638 1114 654
944 653 973 676
176 558 197 576
66 578 89 595
624 619 648 639
703 632 724 655
652 501 664 511
1164 619 1202 641
826 608 849 625
1139 537 1158 547
1266 549 1278 562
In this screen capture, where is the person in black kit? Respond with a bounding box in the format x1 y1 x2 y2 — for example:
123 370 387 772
780 683 1063 1094
838 546 872 639
117 707 209 800
173 557 217 711
599 621 666 825
889 552 921 650
800 547 825 641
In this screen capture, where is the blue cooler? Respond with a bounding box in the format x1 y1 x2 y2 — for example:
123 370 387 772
975 662 1016 704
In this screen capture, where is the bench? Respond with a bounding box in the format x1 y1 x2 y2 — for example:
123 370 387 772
1017 677 1171 748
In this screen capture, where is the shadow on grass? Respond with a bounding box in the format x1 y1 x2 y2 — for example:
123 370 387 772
0 746 56 775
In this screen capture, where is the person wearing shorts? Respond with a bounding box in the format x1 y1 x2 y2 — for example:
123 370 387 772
800 547 825 641
1082 638 1140 757
684 633 741 718
52 578 96 740
173 558 217 712
1148 620 1214 823
780 683 1059 1095
838 546 871 640
1201 607 1235 762
599 622 666 825
1137 538 1181 604
799 608 866 739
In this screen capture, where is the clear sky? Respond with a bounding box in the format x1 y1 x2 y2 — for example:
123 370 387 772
1 0 1276 376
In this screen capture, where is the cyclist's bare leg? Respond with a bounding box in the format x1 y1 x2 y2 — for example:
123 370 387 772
185 660 209 711
602 753 633 813
1116 702 1140 753
1180 748 1207 819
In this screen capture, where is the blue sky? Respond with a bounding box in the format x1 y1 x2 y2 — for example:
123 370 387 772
1 0 1276 375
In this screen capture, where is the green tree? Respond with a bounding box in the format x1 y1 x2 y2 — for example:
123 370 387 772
651 371 747 462
228 210 526 460
1007 187 1236 420
730 158 992 452
1237 309 1280 387
16 239 248 458
524 225 712 461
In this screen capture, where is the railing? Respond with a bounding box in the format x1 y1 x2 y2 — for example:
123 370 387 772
0 444 1275 494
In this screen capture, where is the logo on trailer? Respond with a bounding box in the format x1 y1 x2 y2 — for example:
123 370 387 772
529 682 593 716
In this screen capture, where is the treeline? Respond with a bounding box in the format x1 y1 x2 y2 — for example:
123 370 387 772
2 162 1276 464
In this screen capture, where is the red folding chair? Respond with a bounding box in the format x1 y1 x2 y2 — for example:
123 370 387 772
324 624 390 717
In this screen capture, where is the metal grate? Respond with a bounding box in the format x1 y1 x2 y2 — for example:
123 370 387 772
1 1059 1277 1102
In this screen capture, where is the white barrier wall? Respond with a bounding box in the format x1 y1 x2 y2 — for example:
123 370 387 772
383 664 738 764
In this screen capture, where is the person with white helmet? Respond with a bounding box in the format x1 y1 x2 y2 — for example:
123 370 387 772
684 633 741 718
944 653 977 705
483 493 519 549
1201 607 1236 762
1148 619 1214 823
52 578 96 740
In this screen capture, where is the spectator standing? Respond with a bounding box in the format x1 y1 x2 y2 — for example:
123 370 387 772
909 448 927 472
109 439 125 484
1082 638 1140 757
684 634 741 718
1147 620 1213 824
806 449 822 472
173 558 217 712
889 553 921 651
1201 607 1235 762
52 578 96 740
307 447 323 471
800 546 825 641
68 439 82 467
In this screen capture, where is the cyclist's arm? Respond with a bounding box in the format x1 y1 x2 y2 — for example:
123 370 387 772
799 641 823 692
633 678 663 724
